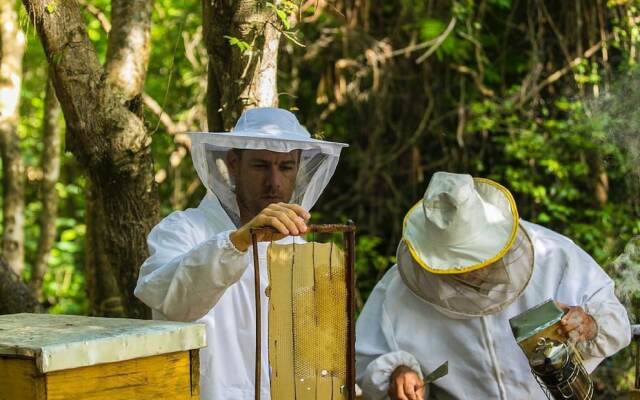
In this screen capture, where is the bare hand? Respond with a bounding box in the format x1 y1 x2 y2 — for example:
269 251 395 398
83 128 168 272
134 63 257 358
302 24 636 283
557 302 598 343
388 365 425 400
229 203 310 252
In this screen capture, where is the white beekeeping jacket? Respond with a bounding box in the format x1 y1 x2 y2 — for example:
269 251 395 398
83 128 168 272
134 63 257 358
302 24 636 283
135 108 347 400
355 220 631 400
135 193 276 399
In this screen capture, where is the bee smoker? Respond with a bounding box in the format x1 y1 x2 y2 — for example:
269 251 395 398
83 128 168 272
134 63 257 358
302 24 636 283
510 300 593 400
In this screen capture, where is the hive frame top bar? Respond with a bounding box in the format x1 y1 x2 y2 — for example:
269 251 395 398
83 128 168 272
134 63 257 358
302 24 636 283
250 223 356 235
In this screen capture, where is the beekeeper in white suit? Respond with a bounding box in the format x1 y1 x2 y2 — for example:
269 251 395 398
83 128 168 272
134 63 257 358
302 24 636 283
134 108 347 400
356 171 630 400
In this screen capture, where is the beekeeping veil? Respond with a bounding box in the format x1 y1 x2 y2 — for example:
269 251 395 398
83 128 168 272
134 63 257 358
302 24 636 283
189 108 347 224
397 172 534 319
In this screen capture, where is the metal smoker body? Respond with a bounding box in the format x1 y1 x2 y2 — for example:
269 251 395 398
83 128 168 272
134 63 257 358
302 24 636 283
510 300 593 400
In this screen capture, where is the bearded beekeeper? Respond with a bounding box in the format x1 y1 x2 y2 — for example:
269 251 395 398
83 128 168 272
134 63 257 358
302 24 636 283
134 108 347 400
356 171 631 400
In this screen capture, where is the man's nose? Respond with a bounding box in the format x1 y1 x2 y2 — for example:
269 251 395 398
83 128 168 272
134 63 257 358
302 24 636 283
265 165 283 189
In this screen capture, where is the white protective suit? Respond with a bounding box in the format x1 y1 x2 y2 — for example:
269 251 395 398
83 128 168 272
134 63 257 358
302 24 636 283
134 108 346 400
356 220 631 400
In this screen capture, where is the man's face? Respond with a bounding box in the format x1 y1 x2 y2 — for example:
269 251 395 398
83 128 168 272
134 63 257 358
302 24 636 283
453 260 510 290
227 149 301 221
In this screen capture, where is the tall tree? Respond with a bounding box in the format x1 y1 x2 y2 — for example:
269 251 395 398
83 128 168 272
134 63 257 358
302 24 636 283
30 75 61 300
0 0 26 276
22 0 159 318
203 0 282 130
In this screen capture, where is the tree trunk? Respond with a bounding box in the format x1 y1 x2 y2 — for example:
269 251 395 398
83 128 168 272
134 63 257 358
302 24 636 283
203 0 282 130
22 0 159 318
30 76 61 300
0 0 26 276
85 183 127 316
0 257 38 314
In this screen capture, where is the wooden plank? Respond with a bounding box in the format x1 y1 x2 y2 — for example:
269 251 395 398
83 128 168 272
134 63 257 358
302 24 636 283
333 376 347 399
316 369 332 399
268 244 295 399
293 243 317 400
296 375 316 400
46 351 192 400
0 357 46 400
189 349 199 399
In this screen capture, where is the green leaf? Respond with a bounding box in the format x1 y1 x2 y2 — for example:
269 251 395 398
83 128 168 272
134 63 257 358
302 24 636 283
60 229 77 242
267 2 291 29
419 18 446 42
46 2 57 14
223 35 252 53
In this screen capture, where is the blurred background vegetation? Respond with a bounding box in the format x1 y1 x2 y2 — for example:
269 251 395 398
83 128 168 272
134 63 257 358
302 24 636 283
4 0 640 396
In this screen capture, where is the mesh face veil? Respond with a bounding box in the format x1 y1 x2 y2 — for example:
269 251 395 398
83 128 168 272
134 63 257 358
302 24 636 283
189 108 347 224
397 225 535 319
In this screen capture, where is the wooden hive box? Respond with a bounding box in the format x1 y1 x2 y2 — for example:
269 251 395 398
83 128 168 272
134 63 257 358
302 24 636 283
0 313 206 400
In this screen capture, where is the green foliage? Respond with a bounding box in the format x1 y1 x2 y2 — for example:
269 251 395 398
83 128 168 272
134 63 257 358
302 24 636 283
224 35 252 53
267 1 291 30
267 1 305 47
43 219 89 315
464 91 639 266
355 235 395 301
18 15 89 315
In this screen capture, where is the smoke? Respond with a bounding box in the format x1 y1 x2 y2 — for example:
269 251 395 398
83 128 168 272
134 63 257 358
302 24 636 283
610 236 640 323
589 71 640 322
587 69 640 185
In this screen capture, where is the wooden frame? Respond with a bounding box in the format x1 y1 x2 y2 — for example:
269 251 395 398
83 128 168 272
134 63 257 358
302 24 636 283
250 223 356 400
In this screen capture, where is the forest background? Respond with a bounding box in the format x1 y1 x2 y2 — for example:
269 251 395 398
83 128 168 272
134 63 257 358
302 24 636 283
1 0 639 396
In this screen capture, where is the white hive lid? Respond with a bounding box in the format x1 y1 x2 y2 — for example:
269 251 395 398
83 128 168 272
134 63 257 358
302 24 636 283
0 313 206 373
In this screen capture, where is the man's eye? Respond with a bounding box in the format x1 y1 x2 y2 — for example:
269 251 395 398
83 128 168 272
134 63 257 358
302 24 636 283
251 164 268 170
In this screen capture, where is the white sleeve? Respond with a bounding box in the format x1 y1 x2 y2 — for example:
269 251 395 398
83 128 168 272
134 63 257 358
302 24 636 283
134 212 248 322
554 238 631 369
356 269 424 399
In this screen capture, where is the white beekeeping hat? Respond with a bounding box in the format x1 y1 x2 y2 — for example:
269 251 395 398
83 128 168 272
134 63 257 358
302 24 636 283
189 108 347 224
397 172 534 318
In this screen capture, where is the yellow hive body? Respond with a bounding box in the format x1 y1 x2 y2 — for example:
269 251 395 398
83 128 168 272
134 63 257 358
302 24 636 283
0 313 205 400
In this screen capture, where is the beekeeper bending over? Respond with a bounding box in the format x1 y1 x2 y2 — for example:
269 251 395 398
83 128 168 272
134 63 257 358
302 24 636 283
134 108 347 400
356 171 630 400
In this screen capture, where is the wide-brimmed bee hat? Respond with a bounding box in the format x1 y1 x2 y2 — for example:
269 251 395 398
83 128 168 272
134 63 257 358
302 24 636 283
189 108 348 224
397 171 534 318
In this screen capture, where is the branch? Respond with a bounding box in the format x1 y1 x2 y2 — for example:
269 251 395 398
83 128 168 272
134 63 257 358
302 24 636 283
450 64 495 97
415 18 457 64
22 0 105 158
391 33 446 58
142 94 191 147
517 40 603 104
105 0 153 99
143 94 180 133
76 0 111 32
77 2 191 148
